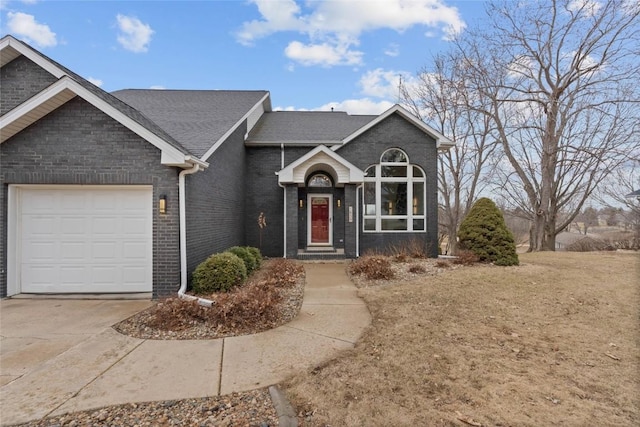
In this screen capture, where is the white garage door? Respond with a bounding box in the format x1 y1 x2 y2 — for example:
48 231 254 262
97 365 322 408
18 186 152 293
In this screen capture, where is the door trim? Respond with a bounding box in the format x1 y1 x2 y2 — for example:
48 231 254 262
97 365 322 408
307 193 333 247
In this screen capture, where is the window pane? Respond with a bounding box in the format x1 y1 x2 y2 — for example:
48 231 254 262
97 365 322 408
364 182 376 214
364 219 376 231
381 166 407 177
365 166 377 177
412 182 424 215
413 166 424 177
381 149 407 163
381 183 407 215
413 219 425 231
382 218 407 230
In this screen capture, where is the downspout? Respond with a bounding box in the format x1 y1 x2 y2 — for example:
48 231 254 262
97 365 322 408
177 162 214 307
278 143 287 258
356 184 363 257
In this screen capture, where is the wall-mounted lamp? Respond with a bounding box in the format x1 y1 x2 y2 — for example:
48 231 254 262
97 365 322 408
299 199 304 208
337 199 341 208
159 195 167 214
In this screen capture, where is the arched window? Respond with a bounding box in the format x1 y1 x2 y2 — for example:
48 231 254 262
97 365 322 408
363 148 425 232
307 173 332 187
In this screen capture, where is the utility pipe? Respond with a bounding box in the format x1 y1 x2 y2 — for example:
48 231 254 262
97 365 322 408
177 162 214 307
356 184 362 257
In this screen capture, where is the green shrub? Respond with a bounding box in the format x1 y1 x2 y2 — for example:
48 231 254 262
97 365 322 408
245 246 263 268
192 252 247 294
227 246 258 274
458 198 519 266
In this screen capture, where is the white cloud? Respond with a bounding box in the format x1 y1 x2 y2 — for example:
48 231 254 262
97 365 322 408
150 85 166 90
567 0 602 17
384 43 399 57
87 77 103 87
285 40 363 66
6 12 56 47
274 98 393 115
116 14 153 53
358 68 415 99
237 0 465 67
316 98 394 115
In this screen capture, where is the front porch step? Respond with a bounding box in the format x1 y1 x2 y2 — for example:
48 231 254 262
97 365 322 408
297 248 346 260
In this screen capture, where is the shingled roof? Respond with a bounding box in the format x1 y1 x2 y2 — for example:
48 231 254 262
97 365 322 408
246 111 376 145
112 89 269 158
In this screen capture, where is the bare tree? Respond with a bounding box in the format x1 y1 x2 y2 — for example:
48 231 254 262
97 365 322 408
401 53 499 254
452 0 640 251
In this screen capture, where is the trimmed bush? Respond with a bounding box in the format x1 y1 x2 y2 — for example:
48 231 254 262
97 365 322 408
458 198 519 266
245 246 263 268
192 252 247 294
227 246 258 274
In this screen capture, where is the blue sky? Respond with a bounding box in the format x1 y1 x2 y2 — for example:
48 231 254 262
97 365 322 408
0 0 486 114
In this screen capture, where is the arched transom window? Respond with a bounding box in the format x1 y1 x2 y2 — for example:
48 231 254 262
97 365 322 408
363 148 425 232
307 173 332 187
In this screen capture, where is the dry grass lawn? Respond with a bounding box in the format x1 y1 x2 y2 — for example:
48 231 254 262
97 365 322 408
283 252 639 426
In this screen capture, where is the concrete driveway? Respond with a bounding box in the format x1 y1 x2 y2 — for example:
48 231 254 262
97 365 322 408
0 264 371 426
0 299 152 425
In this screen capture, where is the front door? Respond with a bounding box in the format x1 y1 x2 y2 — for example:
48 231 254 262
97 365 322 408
308 195 332 245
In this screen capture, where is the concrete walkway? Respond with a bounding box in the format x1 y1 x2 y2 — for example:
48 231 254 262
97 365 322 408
0 263 371 426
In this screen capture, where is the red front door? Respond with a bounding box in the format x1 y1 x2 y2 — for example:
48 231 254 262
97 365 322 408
311 197 330 243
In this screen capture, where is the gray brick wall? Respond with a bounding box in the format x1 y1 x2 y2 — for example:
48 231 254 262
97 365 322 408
0 56 57 115
185 124 248 279
336 113 440 257
0 97 181 297
244 146 284 257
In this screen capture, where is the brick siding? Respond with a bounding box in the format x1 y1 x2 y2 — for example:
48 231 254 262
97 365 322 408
0 97 181 297
185 124 248 279
0 56 57 115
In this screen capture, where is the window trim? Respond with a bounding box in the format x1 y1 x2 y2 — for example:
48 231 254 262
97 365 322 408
363 149 426 233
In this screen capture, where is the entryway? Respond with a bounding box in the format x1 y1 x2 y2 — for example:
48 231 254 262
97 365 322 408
308 194 332 246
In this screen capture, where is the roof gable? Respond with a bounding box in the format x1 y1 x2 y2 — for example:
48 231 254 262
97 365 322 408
0 35 206 168
333 104 454 152
0 76 204 167
278 145 364 185
0 35 66 78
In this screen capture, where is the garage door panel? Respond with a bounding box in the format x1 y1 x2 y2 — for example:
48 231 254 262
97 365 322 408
19 187 152 293
61 217 86 234
60 242 87 260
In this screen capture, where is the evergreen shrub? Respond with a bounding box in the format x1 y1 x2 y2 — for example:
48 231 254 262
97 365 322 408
458 198 519 266
227 246 258 274
192 252 247 294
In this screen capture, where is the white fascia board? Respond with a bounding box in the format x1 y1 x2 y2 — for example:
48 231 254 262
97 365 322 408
0 76 194 167
334 104 454 151
201 92 271 162
0 36 66 77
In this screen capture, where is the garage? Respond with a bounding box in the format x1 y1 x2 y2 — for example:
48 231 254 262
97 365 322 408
9 186 153 294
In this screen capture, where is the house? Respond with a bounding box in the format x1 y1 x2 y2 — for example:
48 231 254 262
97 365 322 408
0 35 453 298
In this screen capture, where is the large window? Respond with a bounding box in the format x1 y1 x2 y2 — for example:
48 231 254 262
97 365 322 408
363 148 426 232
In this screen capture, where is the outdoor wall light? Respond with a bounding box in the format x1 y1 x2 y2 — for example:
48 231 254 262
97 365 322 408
159 195 167 214
337 199 341 208
299 199 304 208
